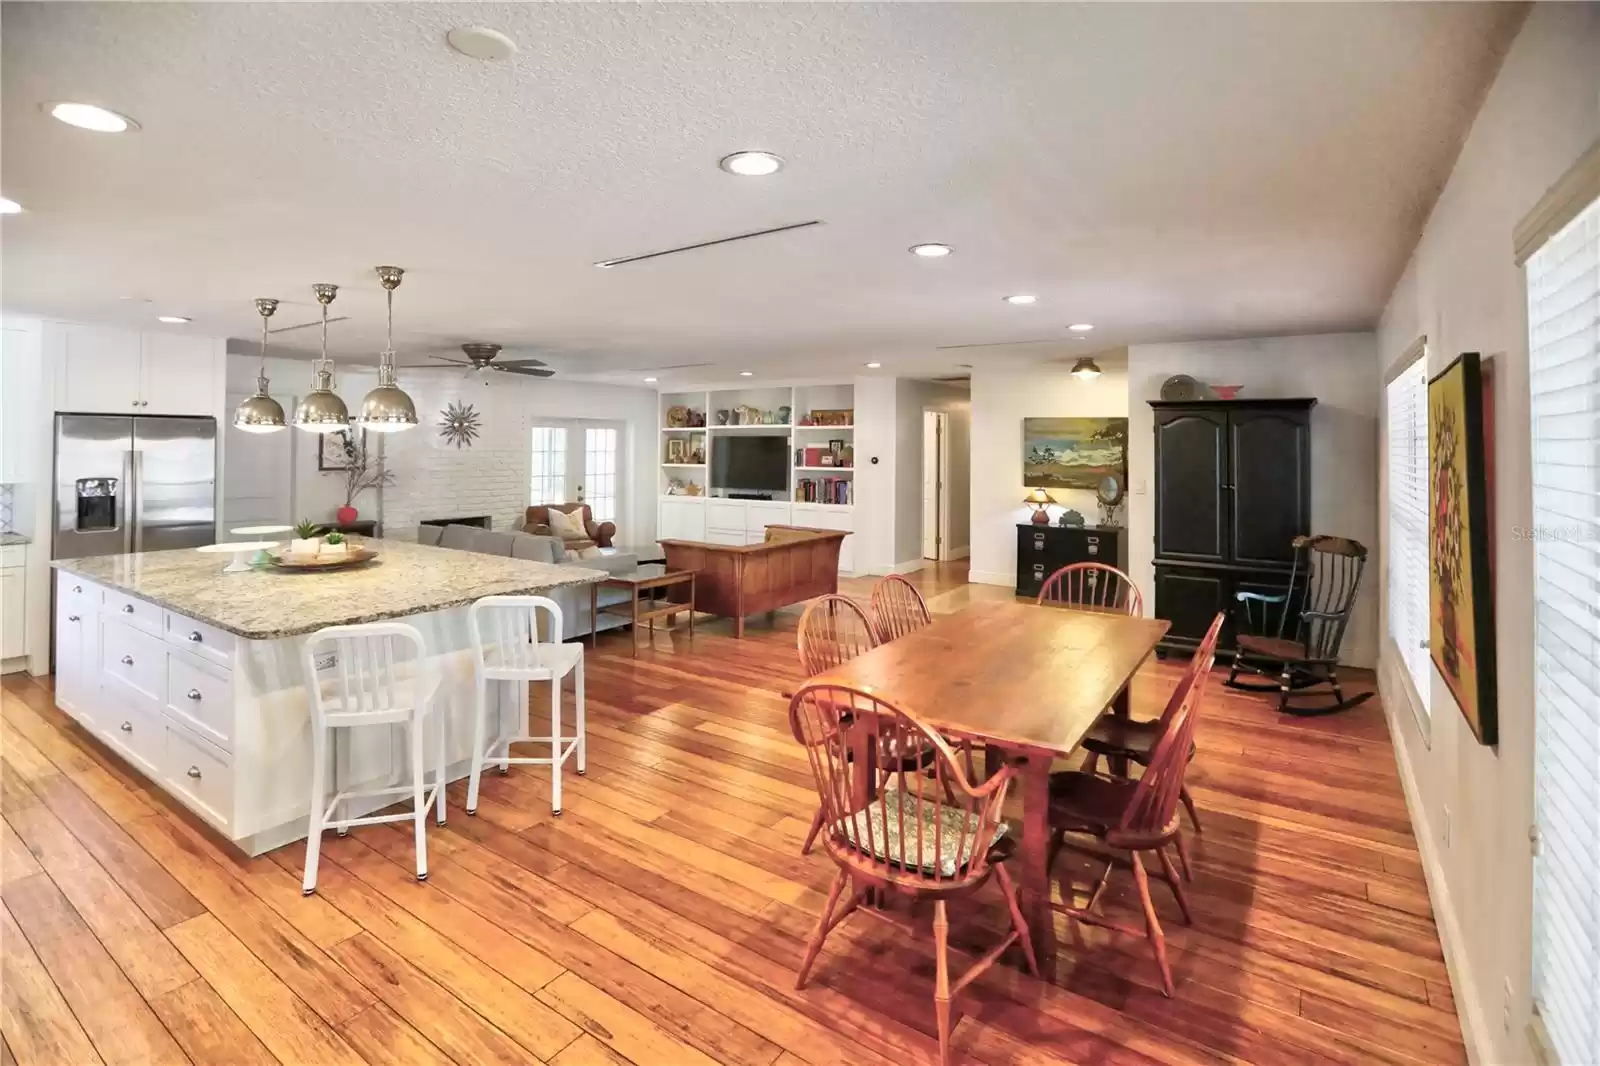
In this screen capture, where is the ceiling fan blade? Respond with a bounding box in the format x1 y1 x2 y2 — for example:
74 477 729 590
495 357 549 368
494 365 557 378
268 315 351 334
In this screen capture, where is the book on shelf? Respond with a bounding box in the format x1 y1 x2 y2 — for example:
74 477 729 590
796 477 852 506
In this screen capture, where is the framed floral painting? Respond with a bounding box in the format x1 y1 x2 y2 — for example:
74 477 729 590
1428 351 1497 745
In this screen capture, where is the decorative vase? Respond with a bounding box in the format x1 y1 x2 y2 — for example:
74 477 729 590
290 538 321 556
319 541 348 558
336 505 358 525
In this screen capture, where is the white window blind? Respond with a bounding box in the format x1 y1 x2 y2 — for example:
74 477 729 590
1528 193 1600 1066
1386 346 1432 719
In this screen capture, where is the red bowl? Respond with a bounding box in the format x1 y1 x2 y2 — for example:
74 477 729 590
1211 384 1243 400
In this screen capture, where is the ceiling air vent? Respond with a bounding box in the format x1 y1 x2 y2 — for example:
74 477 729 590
594 220 824 268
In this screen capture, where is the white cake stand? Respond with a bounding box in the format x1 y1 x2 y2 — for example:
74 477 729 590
196 541 280 573
230 524 294 538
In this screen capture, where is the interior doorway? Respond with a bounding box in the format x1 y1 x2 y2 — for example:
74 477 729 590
922 410 950 560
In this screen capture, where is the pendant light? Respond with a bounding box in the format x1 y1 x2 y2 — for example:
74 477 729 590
233 298 288 433
292 283 350 432
357 265 419 432
1070 356 1102 381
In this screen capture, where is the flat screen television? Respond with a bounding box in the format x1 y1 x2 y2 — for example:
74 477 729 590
712 435 789 491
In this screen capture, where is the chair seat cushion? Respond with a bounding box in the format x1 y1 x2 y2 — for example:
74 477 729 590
1236 634 1311 660
834 787 1007 877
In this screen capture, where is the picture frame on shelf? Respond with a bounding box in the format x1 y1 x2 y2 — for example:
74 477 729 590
666 438 686 463
828 439 846 466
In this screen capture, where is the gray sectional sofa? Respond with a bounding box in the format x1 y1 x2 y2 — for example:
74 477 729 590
416 523 638 638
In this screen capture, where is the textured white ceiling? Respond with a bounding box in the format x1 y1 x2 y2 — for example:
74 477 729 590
0 2 1520 384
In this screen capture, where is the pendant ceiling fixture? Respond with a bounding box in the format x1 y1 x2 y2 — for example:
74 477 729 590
1070 357 1103 381
357 265 419 432
293 283 351 432
233 297 288 433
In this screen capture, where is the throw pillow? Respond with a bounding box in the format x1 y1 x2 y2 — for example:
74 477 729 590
546 507 587 541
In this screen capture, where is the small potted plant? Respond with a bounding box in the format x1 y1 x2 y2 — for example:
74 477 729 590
318 530 348 558
290 519 322 556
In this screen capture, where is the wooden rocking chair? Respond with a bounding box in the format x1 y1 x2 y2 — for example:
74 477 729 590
1225 534 1373 716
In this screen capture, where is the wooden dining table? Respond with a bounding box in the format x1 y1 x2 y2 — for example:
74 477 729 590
809 598 1170 967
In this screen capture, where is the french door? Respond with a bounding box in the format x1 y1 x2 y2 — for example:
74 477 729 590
529 421 622 525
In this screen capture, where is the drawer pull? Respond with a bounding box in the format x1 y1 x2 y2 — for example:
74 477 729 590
67 614 80 623
186 766 202 779
186 631 203 643
120 655 134 665
121 604 134 614
119 721 132 732
186 688 202 702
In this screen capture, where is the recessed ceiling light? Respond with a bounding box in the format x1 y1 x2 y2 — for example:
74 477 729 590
157 315 191 324
1067 322 1095 332
446 26 519 61
739 371 754 377
1005 294 1038 305
719 151 784 177
865 362 882 369
909 243 952 258
47 102 138 133
0 198 21 215
644 377 658 383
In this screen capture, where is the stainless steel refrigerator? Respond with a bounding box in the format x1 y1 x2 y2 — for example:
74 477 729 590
53 414 218 561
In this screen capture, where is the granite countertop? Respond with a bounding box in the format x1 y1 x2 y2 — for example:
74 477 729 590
52 539 608 640
0 532 30 546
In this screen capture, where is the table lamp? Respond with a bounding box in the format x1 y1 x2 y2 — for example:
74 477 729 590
1025 487 1057 525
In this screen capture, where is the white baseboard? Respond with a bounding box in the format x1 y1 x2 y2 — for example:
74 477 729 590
1379 661 1490 1064
870 558 928 576
967 568 1014 587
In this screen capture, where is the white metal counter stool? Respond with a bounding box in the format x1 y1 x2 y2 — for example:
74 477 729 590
300 621 446 896
466 595 586 816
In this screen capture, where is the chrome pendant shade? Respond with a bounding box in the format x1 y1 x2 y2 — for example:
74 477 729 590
1070 356 1103 381
233 297 288 433
357 265 418 433
293 283 350 432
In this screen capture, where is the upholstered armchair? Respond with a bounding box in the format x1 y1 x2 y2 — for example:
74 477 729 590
523 503 615 549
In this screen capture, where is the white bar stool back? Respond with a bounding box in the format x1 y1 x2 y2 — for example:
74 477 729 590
466 595 586 816
300 621 446 895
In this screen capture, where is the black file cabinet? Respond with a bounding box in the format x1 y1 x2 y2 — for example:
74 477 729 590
1015 524 1128 599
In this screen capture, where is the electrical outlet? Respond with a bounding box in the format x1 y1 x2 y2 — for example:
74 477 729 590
1503 977 1514 1032
1442 806 1451 849
1133 478 1147 495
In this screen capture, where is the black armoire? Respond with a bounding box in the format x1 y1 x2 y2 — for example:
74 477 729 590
1150 398 1315 656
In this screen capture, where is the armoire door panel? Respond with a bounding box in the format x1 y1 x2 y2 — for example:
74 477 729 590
1153 566 1231 648
1229 409 1310 566
1154 411 1228 562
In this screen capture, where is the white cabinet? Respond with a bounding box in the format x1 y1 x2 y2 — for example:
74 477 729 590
1 565 25 661
56 323 216 416
705 499 745 539
746 501 792 539
703 498 794 546
60 323 143 412
140 333 217 416
1 322 42 483
792 504 856 573
658 497 707 542
54 574 98 717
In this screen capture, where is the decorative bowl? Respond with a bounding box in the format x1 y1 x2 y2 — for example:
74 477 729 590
268 545 380 570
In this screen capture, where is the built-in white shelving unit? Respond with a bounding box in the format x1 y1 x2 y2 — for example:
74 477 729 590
656 382 857 571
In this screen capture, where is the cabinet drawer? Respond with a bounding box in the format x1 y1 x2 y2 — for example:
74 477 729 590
101 619 166 710
161 725 233 831
103 693 161 776
103 589 162 636
164 611 235 669
0 545 25 568
57 573 100 607
165 650 233 751
705 500 745 534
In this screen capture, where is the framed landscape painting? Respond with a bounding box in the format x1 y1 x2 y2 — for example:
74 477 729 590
1428 351 1497 745
1023 417 1128 490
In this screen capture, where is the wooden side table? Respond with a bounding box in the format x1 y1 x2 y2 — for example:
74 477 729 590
589 568 696 657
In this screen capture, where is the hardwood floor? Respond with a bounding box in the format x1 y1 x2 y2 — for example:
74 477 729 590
0 562 1462 1065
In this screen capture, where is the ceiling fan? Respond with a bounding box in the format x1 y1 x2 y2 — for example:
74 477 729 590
428 343 555 378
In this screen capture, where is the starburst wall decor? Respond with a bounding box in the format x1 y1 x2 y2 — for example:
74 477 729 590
438 401 481 448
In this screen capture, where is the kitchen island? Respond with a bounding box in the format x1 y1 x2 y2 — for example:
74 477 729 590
52 539 606 855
